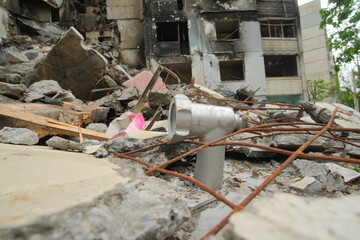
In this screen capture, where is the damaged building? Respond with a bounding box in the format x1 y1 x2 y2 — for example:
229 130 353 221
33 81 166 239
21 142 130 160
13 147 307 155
110 0 309 103
1 0 332 104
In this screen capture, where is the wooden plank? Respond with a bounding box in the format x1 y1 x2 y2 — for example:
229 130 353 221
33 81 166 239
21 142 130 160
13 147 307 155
0 107 111 141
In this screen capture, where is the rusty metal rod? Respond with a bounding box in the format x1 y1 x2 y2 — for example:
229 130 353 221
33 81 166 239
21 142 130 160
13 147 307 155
108 151 236 209
202 107 339 239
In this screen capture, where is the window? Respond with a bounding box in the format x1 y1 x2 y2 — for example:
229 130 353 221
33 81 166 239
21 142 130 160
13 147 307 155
264 55 298 77
177 0 184 10
156 22 190 55
215 20 240 40
219 60 244 81
260 20 296 38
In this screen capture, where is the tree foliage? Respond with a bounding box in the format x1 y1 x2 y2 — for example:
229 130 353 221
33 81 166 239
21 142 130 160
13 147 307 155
320 0 360 68
320 0 360 110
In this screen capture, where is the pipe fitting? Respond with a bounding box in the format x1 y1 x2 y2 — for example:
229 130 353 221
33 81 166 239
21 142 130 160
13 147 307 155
168 94 246 190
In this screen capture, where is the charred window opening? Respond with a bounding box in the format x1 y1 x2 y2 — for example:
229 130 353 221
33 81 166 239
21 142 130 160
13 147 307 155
264 55 298 77
156 22 190 55
215 20 240 40
177 0 184 10
19 0 60 22
219 60 244 81
160 63 192 84
260 20 296 38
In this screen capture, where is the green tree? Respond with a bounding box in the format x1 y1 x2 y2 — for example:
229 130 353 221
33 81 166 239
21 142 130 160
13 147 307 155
320 0 360 110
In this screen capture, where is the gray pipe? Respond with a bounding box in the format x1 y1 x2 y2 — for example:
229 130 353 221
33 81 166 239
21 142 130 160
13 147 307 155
168 94 246 190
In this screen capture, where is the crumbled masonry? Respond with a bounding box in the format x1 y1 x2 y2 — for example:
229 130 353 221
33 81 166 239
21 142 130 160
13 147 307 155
0 1 359 240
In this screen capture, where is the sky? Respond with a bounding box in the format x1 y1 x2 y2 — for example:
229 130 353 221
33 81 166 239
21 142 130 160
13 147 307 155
298 0 328 7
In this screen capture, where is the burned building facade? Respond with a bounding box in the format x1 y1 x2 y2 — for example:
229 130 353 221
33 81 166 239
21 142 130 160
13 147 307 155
1 0 308 103
137 0 306 103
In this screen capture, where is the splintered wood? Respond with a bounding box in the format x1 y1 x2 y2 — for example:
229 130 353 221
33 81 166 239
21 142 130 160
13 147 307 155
0 107 111 141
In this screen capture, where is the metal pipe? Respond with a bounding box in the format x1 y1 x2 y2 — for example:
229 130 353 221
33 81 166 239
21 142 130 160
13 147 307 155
168 94 246 190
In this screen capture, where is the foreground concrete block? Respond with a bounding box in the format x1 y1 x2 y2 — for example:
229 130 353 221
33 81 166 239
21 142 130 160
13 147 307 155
0 143 190 240
27 27 107 100
216 193 360 240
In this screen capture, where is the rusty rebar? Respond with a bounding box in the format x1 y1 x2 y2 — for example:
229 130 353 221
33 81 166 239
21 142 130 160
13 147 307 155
202 107 339 239
108 151 236 209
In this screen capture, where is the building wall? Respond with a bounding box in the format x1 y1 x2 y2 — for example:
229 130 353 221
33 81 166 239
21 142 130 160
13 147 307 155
299 0 333 83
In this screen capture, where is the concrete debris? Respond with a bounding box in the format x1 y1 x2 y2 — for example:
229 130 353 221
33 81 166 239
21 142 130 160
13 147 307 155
4 73 22 84
27 27 107 100
148 92 172 108
0 0 360 237
108 134 163 157
86 123 108 133
0 82 26 99
325 163 360 183
192 192 246 239
46 136 83 152
272 134 336 152
0 127 39 145
292 159 328 183
17 18 64 43
0 46 29 65
345 144 360 158
24 80 76 103
89 86 138 112
0 94 18 103
324 172 346 193
216 193 360 240
290 176 318 192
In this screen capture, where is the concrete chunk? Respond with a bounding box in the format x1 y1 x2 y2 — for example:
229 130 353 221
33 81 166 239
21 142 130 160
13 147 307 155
27 27 107 100
0 82 26 99
325 163 360 183
217 193 360 240
0 47 29 65
0 127 39 145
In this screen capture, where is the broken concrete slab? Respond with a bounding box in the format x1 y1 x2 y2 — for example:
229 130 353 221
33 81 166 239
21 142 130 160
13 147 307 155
17 18 64 43
292 159 328 182
325 163 360 183
46 136 83 152
0 127 39 145
0 47 29 65
290 176 322 194
272 134 340 152
148 92 171 108
345 144 360 158
108 134 163 157
0 82 26 99
27 27 108 100
216 193 360 240
0 143 130 229
21 48 44 61
192 192 246 239
0 143 190 239
89 86 138 112
123 70 168 95
24 80 76 103
86 123 108 133
4 73 22 84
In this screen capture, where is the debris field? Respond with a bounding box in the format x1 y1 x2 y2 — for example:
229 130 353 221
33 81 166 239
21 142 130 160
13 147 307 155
0 1 360 240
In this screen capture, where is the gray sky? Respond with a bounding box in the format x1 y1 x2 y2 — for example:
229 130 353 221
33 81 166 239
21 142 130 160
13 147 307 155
298 0 328 7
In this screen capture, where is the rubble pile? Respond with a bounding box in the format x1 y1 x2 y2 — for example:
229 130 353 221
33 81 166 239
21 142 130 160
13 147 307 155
0 3 359 240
